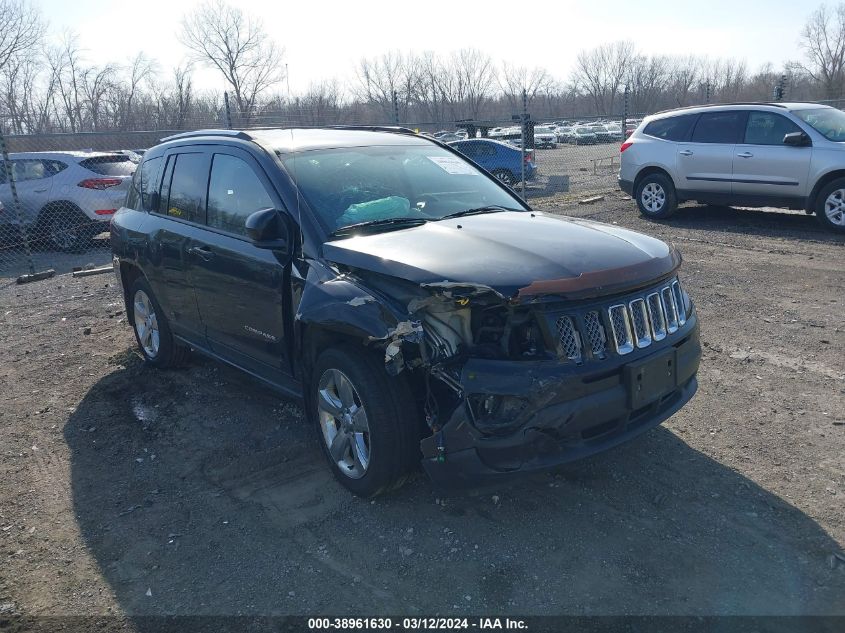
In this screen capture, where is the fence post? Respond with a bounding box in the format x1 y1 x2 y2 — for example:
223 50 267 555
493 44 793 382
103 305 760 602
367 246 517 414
0 128 35 276
520 89 527 200
392 91 400 125
224 91 233 129
622 85 630 142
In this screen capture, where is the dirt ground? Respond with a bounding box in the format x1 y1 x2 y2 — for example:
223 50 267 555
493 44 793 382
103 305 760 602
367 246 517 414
1 196 844 625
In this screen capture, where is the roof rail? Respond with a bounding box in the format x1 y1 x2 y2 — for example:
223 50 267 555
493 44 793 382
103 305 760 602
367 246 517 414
324 125 418 135
159 129 254 142
653 102 786 115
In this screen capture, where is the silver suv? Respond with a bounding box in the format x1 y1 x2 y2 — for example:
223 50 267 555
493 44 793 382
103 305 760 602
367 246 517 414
0 151 135 251
618 102 845 233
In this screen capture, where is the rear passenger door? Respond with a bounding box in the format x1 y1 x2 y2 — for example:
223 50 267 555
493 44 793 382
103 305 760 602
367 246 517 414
677 111 746 194
146 150 210 342
0 159 56 226
189 148 289 374
732 111 812 199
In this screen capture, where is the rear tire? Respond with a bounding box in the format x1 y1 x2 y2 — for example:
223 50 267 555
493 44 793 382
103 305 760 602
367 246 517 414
44 207 90 252
815 178 845 233
491 169 516 186
311 346 419 497
635 172 678 219
128 277 190 368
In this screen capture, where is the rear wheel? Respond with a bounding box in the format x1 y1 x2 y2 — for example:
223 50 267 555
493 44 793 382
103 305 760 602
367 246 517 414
312 346 419 497
816 178 845 233
491 169 516 186
129 277 189 368
635 172 678 219
45 208 89 252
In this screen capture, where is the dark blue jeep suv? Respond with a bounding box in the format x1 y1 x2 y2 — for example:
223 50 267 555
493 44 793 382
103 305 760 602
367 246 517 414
111 127 701 496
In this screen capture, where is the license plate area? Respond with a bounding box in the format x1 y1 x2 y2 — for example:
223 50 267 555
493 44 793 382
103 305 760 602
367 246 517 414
624 348 678 409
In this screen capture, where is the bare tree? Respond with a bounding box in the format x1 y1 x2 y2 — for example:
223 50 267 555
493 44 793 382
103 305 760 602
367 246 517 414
447 49 496 119
354 51 419 121
0 0 45 72
499 63 553 111
801 3 845 98
573 41 636 115
180 0 284 124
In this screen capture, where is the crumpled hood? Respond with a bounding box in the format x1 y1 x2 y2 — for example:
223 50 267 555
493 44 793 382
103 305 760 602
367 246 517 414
323 211 680 300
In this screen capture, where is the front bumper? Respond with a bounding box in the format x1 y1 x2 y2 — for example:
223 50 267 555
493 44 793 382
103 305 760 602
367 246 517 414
421 318 700 488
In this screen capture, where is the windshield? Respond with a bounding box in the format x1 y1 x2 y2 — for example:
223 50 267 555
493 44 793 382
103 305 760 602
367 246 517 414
535 127 554 134
281 144 526 235
793 107 845 141
576 127 592 134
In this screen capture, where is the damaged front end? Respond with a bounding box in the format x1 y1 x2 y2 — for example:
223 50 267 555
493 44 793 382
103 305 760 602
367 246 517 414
304 254 701 488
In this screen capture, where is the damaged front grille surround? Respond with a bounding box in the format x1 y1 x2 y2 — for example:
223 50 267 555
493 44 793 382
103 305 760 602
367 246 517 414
549 278 689 363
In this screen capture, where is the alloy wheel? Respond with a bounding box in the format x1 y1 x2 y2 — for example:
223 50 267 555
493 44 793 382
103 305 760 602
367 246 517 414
133 289 160 358
641 182 666 213
50 215 80 250
317 369 371 479
824 189 845 226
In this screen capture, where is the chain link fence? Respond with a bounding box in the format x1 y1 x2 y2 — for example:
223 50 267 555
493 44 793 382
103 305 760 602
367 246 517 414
0 113 638 280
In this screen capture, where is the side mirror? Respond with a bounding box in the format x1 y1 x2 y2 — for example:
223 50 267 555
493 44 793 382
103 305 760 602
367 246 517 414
245 208 292 253
783 131 811 147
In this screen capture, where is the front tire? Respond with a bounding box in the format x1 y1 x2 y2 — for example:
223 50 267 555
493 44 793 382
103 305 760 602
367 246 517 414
312 346 419 497
128 277 189 368
635 172 678 219
815 178 845 233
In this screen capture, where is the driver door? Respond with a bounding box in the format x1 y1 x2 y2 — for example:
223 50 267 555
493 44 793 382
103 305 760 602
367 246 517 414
188 148 290 373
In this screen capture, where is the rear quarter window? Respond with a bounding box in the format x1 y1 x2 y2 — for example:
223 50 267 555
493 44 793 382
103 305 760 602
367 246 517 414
79 155 136 176
643 115 697 141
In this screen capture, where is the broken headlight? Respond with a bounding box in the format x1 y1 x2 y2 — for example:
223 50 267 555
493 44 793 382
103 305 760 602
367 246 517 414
467 394 529 435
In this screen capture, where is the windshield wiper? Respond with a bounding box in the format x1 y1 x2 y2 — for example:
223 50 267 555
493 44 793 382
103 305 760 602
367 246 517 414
329 217 429 238
439 205 522 220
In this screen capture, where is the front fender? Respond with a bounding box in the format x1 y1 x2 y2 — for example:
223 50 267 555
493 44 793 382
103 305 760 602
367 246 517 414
294 262 423 374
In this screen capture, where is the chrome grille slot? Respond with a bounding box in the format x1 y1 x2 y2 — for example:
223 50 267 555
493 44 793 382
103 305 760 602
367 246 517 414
555 315 582 362
608 304 634 355
584 310 607 359
672 280 687 326
628 298 652 348
661 286 679 333
646 292 667 341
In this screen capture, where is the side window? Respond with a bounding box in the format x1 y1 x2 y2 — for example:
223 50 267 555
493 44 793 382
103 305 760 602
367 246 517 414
691 111 745 144
744 112 802 145
164 153 209 223
158 156 175 215
207 154 274 236
643 115 697 141
11 159 46 182
140 157 163 211
455 143 478 158
44 160 68 177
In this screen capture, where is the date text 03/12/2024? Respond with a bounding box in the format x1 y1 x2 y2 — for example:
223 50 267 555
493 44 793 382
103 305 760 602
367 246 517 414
307 617 529 630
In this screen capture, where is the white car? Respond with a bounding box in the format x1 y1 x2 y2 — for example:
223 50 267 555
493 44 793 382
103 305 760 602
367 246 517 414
534 126 558 149
0 151 135 251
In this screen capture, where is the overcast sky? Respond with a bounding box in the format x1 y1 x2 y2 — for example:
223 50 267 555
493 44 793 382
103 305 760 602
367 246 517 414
37 0 812 93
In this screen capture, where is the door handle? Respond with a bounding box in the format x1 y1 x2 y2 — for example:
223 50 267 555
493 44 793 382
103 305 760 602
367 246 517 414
188 245 215 261
737 152 754 158
679 150 694 156
34 188 48 193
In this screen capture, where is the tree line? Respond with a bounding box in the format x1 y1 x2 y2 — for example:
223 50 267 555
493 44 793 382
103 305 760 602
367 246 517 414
1 0 844 135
